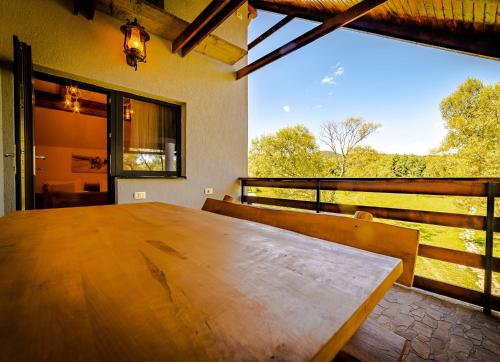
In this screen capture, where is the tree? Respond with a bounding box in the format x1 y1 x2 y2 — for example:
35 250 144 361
436 78 500 176
249 125 328 178
391 155 427 177
320 118 380 177
248 125 333 201
344 146 393 177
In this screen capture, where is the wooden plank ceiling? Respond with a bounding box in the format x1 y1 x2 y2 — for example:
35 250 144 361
95 0 247 65
250 0 500 60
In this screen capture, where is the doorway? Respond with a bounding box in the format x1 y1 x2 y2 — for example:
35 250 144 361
32 76 111 209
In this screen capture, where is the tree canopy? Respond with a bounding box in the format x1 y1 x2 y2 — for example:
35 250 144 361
435 78 499 176
320 118 380 177
249 125 330 178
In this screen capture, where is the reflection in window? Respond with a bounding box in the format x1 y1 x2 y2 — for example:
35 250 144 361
123 97 177 173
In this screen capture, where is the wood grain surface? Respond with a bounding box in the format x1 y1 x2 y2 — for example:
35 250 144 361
203 198 417 286
0 202 402 361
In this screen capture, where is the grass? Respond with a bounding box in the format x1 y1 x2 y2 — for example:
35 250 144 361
249 188 500 294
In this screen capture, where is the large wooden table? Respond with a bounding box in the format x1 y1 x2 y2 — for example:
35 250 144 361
0 202 402 361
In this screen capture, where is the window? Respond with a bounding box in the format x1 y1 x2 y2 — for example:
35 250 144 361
115 94 182 178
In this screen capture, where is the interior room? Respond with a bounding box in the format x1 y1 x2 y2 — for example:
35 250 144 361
33 78 108 208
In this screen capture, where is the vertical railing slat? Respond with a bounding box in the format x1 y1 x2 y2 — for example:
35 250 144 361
483 182 496 314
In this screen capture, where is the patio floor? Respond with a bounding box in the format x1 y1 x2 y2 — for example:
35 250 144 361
370 285 500 361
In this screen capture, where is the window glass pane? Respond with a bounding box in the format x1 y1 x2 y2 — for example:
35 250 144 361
123 97 177 172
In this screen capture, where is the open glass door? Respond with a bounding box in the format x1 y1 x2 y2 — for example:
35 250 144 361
13 36 35 210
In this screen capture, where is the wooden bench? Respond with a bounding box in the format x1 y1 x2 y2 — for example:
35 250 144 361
202 197 419 286
202 197 415 361
335 319 409 362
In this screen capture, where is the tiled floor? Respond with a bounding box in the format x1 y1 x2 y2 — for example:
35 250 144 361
369 285 500 361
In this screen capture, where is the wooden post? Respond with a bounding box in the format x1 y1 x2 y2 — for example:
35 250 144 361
240 180 245 204
483 182 496 314
316 180 321 213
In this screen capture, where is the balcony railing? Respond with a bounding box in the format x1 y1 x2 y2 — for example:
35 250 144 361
239 177 500 313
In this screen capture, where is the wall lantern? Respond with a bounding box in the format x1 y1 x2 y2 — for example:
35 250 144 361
120 18 150 70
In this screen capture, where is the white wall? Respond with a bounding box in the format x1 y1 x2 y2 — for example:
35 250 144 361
0 0 248 214
0 70 4 216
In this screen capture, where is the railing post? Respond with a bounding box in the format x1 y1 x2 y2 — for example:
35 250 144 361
483 182 496 314
316 180 321 213
240 180 245 204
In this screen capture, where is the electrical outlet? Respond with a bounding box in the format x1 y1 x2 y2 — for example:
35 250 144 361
134 191 146 200
204 187 214 195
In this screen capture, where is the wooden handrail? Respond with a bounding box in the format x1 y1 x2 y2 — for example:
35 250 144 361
240 177 500 196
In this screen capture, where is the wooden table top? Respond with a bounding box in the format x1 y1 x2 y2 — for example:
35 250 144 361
0 202 402 361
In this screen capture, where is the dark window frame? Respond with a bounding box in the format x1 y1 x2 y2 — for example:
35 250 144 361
34 71 184 183
112 92 182 178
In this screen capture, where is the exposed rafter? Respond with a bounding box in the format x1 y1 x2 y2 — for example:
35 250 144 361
172 0 229 53
236 0 388 79
250 0 500 61
73 0 97 20
95 0 246 65
178 0 247 57
34 90 107 118
248 15 294 50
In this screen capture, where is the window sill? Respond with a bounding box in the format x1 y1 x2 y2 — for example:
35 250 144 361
115 175 186 180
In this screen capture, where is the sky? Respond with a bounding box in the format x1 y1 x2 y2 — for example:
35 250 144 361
247 11 500 155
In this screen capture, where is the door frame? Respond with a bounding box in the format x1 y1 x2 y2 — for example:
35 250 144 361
13 36 35 210
31 71 116 206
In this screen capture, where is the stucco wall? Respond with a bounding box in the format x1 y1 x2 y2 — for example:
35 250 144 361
0 0 248 215
0 70 4 216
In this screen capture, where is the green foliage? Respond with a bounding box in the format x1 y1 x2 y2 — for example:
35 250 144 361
436 78 500 176
391 154 427 177
249 125 329 178
344 146 393 177
248 125 333 201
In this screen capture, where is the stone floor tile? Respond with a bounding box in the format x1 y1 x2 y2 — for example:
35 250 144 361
371 285 500 361
483 337 500 355
411 338 431 359
413 320 434 338
422 315 438 329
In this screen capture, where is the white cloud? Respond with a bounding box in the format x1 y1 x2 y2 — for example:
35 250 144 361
321 76 335 84
283 105 290 112
321 64 344 85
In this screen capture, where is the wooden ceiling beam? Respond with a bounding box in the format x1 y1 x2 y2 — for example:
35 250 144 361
236 0 388 79
172 0 230 53
35 90 107 118
248 15 294 50
180 0 247 57
249 0 500 60
96 0 246 65
73 0 97 20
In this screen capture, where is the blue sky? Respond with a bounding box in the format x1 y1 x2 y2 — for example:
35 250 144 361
247 11 500 155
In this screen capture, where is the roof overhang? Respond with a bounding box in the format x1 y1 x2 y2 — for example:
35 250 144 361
250 0 500 60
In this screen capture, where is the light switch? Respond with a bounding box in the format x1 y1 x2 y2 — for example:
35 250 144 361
204 187 214 195
134 191 147 200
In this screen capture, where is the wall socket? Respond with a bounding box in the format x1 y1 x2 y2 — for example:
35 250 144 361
204 187 214 195
134 191 147 200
